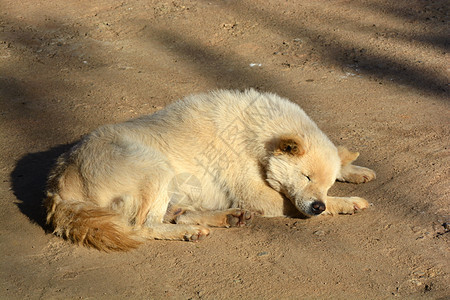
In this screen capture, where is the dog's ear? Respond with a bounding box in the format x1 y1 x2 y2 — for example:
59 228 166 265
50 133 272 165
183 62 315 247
274 135 306 156
337 146 359 166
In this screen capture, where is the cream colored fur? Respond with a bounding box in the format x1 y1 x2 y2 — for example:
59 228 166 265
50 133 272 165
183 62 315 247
44 89 376 251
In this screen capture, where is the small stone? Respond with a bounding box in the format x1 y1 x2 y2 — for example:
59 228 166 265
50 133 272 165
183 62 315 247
313 230 325 236
233 278 243 284
257 251 268 256
413 271 425 277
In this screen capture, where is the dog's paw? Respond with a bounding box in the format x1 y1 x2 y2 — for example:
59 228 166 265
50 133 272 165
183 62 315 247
323 197 370 215
226 209 253 227
338 165 376 184
183 226 210 242
349 197 370 212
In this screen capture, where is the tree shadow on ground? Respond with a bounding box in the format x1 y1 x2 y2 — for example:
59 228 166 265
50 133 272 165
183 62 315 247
203 0 448 99
10 143 75 229
358 0 449 51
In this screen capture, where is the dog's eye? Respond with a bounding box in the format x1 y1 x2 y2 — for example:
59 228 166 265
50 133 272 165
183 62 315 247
304 175 311 182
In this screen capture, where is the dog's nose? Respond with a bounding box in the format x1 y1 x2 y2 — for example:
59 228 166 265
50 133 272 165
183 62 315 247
311 201 326 215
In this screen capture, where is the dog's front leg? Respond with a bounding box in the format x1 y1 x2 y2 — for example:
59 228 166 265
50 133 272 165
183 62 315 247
337 146 376 183
322 196 370 216
338 164 376 183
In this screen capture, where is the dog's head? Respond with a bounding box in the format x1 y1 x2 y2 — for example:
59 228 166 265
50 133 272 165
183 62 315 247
265 134 340 217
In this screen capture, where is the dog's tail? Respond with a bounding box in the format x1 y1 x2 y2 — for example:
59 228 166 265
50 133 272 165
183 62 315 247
45 192 144 252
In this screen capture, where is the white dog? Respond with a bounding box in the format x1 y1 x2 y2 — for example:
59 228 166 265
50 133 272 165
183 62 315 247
45 90 376 251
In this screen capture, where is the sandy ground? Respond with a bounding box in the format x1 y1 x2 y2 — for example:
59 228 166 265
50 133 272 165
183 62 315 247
0 0 449 299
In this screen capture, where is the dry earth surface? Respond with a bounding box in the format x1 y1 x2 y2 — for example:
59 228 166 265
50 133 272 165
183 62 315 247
0 0 449 299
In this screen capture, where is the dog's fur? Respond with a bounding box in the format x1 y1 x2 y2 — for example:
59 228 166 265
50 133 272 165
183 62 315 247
44 90 376 251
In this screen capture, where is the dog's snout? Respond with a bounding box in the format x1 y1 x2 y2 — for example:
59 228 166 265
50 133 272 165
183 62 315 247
311 201 326 215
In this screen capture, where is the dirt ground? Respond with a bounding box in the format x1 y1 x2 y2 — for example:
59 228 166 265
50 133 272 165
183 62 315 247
0 0 448 299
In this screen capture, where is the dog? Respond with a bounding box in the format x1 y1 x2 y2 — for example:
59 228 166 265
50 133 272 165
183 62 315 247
44 89 376 251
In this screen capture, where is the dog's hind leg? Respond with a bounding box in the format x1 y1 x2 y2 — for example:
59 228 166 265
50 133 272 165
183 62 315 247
322 196 370 216
166 207 253 228
104 148 211 242
337 146 376 183
136 190 212 241
138 223 210 241
133 170 211 241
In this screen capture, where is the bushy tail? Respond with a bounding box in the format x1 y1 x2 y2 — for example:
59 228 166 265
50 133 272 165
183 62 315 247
45 193 143 252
